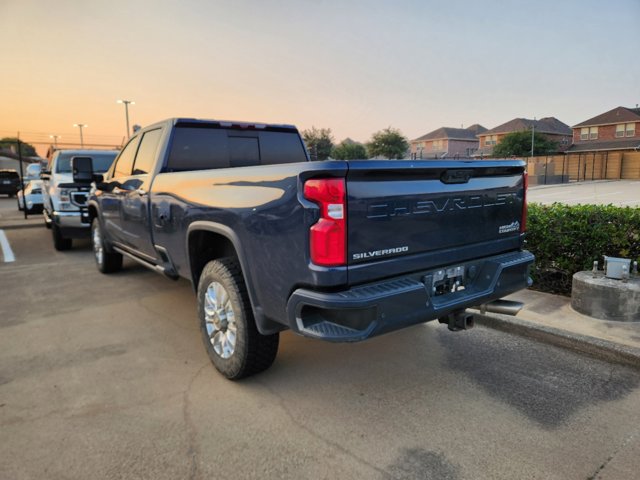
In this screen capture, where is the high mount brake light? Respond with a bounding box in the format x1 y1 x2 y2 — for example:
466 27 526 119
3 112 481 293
521 171 528 233
303 178 346 266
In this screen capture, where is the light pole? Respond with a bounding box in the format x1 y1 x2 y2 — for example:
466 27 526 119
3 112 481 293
49 134 61 148
531 117 536 157
73 124 87 147
116 99 135 138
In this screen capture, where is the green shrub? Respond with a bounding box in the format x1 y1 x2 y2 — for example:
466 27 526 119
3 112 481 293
525 203 640 296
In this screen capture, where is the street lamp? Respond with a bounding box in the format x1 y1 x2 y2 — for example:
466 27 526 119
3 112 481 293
49 134 61 148
73 124 87 148
531 116 536 157
116 99 135 138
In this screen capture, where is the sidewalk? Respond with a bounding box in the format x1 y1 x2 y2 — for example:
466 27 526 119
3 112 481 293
476 289 640 369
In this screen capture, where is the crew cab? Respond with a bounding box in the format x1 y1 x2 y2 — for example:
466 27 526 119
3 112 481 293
81 118 534 379
42 149 119 250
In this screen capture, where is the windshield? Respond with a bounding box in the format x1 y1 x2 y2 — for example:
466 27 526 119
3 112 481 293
55 152 118 173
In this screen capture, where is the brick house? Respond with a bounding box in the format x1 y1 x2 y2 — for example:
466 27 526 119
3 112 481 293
410 124 486 159
568 106 640 153
475 117 572 157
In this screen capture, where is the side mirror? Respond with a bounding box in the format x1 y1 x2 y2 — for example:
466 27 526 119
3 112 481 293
72 156 94 184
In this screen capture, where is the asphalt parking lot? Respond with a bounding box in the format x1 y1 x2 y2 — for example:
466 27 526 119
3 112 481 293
1 196 640 479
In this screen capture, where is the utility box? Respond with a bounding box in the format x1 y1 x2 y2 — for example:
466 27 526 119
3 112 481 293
604 256 631 280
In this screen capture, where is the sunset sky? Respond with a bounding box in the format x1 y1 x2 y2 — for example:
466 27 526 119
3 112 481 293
1 0 639 156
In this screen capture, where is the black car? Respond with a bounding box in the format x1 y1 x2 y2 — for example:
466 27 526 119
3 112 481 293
0 170 21 197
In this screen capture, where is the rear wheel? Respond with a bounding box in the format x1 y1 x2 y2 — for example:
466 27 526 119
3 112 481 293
197 258 279 379
52 223 72 251
91 218 122 273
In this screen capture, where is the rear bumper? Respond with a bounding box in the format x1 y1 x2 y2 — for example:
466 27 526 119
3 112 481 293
0 185 19 194
287 250 535 342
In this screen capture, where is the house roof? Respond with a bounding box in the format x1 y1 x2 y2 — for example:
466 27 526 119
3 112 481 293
412 124 486 142
480 117 572 136
567 139 640 153
573 106 640 128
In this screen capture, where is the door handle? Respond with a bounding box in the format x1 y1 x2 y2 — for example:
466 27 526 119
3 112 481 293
137 188 147 196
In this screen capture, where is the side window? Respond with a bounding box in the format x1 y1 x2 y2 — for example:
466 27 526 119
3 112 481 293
113 136 141 178
132 129 162 175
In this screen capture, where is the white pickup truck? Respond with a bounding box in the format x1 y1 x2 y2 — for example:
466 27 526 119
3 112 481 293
42 149 119 250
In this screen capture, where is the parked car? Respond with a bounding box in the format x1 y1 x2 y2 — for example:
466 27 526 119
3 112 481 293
42 149 119 250
17 179 44 213
0 169 21 197
83 118 533 380
24 163 42 182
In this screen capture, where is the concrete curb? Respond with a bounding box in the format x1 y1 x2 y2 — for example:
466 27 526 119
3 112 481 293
0 222 43 230
475 313 640 370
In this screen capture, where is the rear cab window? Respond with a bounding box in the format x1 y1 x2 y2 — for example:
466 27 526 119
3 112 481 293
164 124 307 172
55 152 118 174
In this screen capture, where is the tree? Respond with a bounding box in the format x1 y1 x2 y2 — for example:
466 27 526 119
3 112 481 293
491 131 559 158
331 140 368 160
366 127 409 159
0 137 37 157
302 127 334 161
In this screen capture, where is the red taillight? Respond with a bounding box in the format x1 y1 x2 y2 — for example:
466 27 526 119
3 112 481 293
521 171 528 233
303 178 346 266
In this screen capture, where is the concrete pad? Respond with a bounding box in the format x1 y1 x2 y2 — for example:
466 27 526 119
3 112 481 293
572 272 640 322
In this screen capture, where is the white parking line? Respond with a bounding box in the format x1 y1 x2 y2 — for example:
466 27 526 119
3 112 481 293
0 229 15 263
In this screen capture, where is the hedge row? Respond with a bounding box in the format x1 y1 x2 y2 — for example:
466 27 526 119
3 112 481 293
524 203 640 296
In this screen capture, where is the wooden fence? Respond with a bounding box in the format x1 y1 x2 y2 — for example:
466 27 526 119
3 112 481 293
523 151 640 185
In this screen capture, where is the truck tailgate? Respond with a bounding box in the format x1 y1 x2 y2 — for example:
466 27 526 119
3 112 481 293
346 160 526 268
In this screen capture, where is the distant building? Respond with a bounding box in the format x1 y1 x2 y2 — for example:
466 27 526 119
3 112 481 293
568 106 640 153
410 124 486 159
475 117 572 157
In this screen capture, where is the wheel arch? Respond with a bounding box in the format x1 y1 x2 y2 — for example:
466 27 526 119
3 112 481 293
186 221 284 335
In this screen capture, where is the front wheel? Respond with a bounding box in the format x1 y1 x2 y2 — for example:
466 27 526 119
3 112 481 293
91 218 122 273
52 223 72 251
197 258 279 380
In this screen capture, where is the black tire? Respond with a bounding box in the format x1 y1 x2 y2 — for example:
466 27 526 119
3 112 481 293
197 258 279 380
52 223 72 251
91 218 122 273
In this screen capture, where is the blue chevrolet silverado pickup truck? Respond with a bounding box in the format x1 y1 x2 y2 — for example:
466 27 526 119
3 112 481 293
79 118 534 379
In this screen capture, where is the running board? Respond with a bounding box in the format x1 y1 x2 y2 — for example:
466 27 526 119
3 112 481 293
113 246 169 276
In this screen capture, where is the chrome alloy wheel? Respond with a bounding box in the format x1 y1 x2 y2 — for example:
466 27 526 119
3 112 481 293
204 281 237 359
93 223 104 265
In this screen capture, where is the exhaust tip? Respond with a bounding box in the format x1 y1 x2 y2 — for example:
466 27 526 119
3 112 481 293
471 299 524 316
